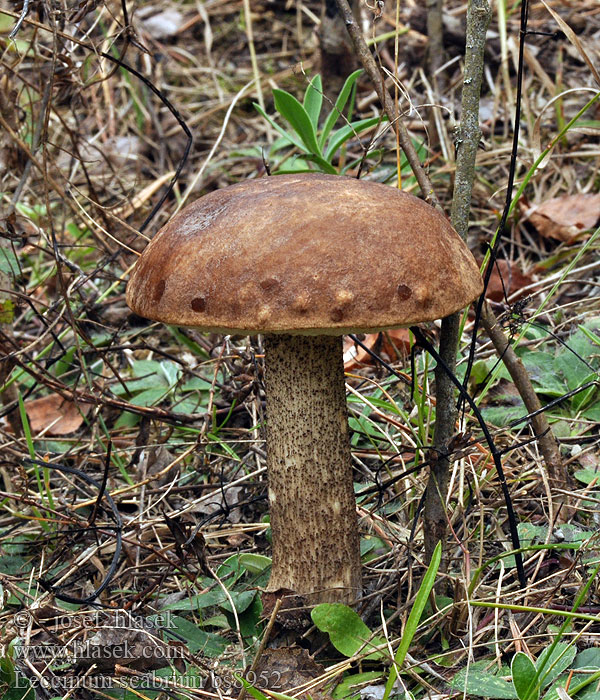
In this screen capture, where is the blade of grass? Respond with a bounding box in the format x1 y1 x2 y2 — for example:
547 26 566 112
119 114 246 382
320 69 363 149
17 392 51 529
382 541 442 700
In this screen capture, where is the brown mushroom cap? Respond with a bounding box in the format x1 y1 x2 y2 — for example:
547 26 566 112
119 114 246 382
126 173 483 334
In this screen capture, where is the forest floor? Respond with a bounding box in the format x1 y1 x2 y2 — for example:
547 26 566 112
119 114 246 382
1 0 600 698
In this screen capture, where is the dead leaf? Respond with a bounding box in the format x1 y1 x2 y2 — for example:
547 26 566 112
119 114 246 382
344 330 410 370
540 1 600 88
164 513 211 575
484 259 535 303
261 589 311 632
191 485 244 523
25 394 89 435
137 445 180 486
76 611 172 672
525 193 600 242
251 647 332 700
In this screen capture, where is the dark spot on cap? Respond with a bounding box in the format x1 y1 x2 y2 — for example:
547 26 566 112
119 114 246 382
259 277 280 292
191 296 206 312
330 308 344 322
153 279 166 303
397 284 412 301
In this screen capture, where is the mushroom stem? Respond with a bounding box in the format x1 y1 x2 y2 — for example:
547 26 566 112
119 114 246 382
263 334 362 604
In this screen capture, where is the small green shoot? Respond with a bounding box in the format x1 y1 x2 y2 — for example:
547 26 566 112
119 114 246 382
456 561 600 699
383 540 442 700
237 676 297 700
254 71 387 174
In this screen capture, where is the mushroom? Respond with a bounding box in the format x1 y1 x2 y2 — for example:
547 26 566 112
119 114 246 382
126 173 483 604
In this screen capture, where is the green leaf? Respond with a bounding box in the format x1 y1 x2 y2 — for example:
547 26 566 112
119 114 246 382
159 360 180 386
341 150 385 174
113 411 140 429
556 670 600 699
166 615 228 657
520 351 567 397
553 524 593 544
303 75 323 129
512 652 539 700
181 376 212 391
383 541 442 700
0 299 15 324
253 102 307 152
573 647 600 669
450 666 517 699
536 643 576 689
571 375 597 412
160 582 226 611
470 359 492 386
223 594 262 639
52 346 77 381
237 677 270 700
238 553 272 574
2 685 36 700
167 325 210 358
518 521 549 548
0 555 30 575
482 403 526 428
219 589 256 615
132 359 166 378
579 325 600 347
237 677 298 700
332 672 383 700
0 247 20 278
216 554 271 590
0 656 16 684
217 553 247 582
555 349 595 394
128 388 170 407
153 665 205 694
349 415 389 442
273 89 321 155
301 152 339 174
272 164 315 175
269 133 298 152
325 116 387 161
582 403 600 421
360 535 385 558
112 360 167 395
320 69 363 149
311 603 385 659
173 395 204 414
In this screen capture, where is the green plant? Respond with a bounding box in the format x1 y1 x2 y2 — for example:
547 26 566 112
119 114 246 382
253 71 387 175
451 644 600 700
475 318 600 433
159 553 270 648
308 541 441 700
0 649 35 700
110 358 211 411
455 561 600 699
